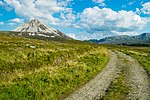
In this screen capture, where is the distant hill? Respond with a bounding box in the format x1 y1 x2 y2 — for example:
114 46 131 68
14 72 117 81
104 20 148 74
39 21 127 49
89 33 150 45
10 19 72 40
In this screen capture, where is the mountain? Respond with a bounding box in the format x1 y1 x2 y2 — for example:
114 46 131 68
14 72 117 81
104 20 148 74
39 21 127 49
12 19 72 40
89 33 150 45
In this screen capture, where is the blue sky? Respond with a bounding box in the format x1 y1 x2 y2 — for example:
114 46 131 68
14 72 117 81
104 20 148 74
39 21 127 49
0 0 150 40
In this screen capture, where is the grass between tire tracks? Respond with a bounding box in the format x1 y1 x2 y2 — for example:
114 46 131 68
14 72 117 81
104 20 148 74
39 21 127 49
106 45 150 77
101 55 130 100
120 49 150 77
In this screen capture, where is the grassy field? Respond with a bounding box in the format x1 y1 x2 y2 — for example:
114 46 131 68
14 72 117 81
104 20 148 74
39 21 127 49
0 33 109 99
118 46 150 76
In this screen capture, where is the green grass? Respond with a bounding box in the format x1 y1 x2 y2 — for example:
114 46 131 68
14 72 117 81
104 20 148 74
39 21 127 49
101 56 130 100
0 33 109 99
102 73 129 100
119 47 150 76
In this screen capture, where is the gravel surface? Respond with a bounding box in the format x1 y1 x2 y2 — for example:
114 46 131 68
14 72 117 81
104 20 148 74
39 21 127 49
64 51 150 100
117 51 150 100
64 51 121 100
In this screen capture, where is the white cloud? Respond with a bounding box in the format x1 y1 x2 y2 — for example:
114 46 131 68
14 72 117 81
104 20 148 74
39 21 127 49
92 0 106 7
99 3 106 7
129 2 133 5
92 0 104 3
8 18 24 23
129 1 136 5
111 31 139 36
0 22 4 25
0 1 3 5
8 22 15 26
0 1 13 11
4 0 74 26
66 33 76 39
78 6 148 35
75 31 114 40
141 2 150 14
3 0 149 39
135 8 140 14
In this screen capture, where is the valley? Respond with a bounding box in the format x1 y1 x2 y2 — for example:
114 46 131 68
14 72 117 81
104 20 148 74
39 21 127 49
0 32 149 100
1 0 150 99
0 20 150 100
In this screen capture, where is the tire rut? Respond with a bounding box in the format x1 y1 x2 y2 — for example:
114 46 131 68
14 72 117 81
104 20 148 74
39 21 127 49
116 51 150 100
64 51 150 100
64 51 121 100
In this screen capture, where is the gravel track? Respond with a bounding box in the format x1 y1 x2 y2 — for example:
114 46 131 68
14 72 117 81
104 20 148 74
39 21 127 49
64 51 150 100
64 51 121 100
117 51 150 100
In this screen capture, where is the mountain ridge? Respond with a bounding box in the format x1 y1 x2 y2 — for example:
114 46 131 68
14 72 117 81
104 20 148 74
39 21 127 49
89 33 150 45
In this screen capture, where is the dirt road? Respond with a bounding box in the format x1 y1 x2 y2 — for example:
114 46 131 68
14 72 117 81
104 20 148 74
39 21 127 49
116 51 150 100
64 51 150 100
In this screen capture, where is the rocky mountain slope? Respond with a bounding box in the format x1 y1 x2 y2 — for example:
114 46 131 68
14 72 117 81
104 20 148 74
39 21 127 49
12 19 72 40
89 33 150 45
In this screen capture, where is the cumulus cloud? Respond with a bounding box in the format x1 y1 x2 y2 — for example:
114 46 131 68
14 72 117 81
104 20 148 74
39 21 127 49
7 18 24 26
135 8 140 14
0 22 4 25
141 2 150 14
3 0 149 39
8 18 24 23
77 6 148 35
4 0 74 26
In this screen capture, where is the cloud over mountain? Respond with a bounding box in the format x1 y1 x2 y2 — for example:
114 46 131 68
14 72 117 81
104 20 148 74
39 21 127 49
4 0 74 25
1 0 150 39
78 7 148 35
